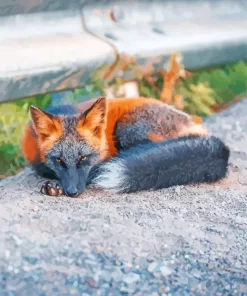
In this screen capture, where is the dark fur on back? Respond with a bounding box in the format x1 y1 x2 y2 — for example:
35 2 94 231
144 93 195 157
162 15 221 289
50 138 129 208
91 136 230 193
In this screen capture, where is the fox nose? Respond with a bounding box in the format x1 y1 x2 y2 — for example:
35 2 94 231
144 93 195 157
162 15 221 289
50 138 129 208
66 186 78 197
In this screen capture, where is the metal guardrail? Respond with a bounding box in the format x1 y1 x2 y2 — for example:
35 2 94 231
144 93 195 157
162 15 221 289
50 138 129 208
0 0 247 103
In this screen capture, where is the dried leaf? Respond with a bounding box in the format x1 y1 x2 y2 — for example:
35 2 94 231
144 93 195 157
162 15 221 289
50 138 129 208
160 52 185 103
191 115 203 124
108 10 116 21
144 76 160 96
136 56 161 79
173 94 184 110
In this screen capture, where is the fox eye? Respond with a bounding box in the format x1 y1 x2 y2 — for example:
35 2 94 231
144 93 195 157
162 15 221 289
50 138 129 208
76 155 89 168
55 157 66 168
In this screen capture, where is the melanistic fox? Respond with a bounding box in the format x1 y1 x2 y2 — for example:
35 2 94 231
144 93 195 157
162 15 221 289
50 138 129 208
21 97 230 197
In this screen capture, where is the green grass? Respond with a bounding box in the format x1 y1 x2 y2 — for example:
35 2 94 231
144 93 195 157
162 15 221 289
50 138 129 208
0 94 52 178
137 60 247 116
179 61 247 115
0 60 246 179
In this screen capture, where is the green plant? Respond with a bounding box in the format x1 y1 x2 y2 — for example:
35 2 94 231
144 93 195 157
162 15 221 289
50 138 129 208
178 82 216 116
180 61 247 108
14 93 52 109
0 94 52 178
0 103 28 177
73 55 246 117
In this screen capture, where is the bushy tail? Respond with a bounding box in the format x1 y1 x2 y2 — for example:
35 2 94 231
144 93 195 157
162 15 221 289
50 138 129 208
91 136 230 193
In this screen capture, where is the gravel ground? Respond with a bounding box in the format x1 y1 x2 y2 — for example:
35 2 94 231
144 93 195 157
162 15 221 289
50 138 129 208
0 100 247 296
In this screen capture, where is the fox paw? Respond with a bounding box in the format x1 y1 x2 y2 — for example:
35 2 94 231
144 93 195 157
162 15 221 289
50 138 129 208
40 181 64 196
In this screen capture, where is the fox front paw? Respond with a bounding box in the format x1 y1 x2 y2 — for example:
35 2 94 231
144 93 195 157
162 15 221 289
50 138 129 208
40 181 64 197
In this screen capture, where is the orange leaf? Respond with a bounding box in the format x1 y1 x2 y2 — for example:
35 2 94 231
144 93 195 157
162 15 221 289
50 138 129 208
108 10 116 21
191 115 203 124
136 57 161 78
160 52 185 103
173 94 184 110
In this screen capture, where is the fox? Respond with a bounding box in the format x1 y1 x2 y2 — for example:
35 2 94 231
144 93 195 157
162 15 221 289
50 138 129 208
21 96 230 197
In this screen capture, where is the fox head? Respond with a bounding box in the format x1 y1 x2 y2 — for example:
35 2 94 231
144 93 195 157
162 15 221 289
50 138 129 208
29 97 108 197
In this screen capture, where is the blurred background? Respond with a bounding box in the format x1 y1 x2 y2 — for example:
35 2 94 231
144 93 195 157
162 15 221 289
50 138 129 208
0 0 247 179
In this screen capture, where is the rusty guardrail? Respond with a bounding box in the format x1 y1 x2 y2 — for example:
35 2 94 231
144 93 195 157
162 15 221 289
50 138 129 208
0 0 246 103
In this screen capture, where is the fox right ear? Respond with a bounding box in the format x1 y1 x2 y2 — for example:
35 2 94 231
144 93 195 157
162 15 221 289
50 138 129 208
77 97 107 137
29 106 62 141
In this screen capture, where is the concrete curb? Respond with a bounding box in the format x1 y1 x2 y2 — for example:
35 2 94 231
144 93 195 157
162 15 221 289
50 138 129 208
0 0 246 102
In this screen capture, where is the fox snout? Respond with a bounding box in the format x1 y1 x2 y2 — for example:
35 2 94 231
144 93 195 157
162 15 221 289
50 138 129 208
65 185 79 197
60 168 87 197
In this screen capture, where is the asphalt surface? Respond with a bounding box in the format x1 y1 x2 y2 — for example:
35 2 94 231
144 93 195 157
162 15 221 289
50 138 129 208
0 99 247 296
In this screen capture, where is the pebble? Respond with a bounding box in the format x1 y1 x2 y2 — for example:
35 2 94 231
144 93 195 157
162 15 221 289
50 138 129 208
123 273 140 284
175 187 181 195
148 262 158 273
160 267 173 276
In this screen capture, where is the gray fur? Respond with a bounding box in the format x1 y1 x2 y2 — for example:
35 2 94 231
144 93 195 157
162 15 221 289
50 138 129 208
42 116 101 196
115 103 191 149
115 119 152 149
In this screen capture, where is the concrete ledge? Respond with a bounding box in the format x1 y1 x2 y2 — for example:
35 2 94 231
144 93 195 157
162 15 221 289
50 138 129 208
84 2 247 70
0 0 247 102
0 0 86 16
0 99 246 294
0 9 115 103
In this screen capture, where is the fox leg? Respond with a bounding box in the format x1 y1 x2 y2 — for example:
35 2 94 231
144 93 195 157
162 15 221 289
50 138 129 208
40 180 64 197
147 124 208 144
115 103 208 149
115 119 153 150
31 163 64 196
114 119 208 150
147 133 165 142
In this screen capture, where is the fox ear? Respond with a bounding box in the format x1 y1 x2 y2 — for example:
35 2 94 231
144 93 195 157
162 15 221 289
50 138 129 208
77 97 107 137
29 106 62 141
